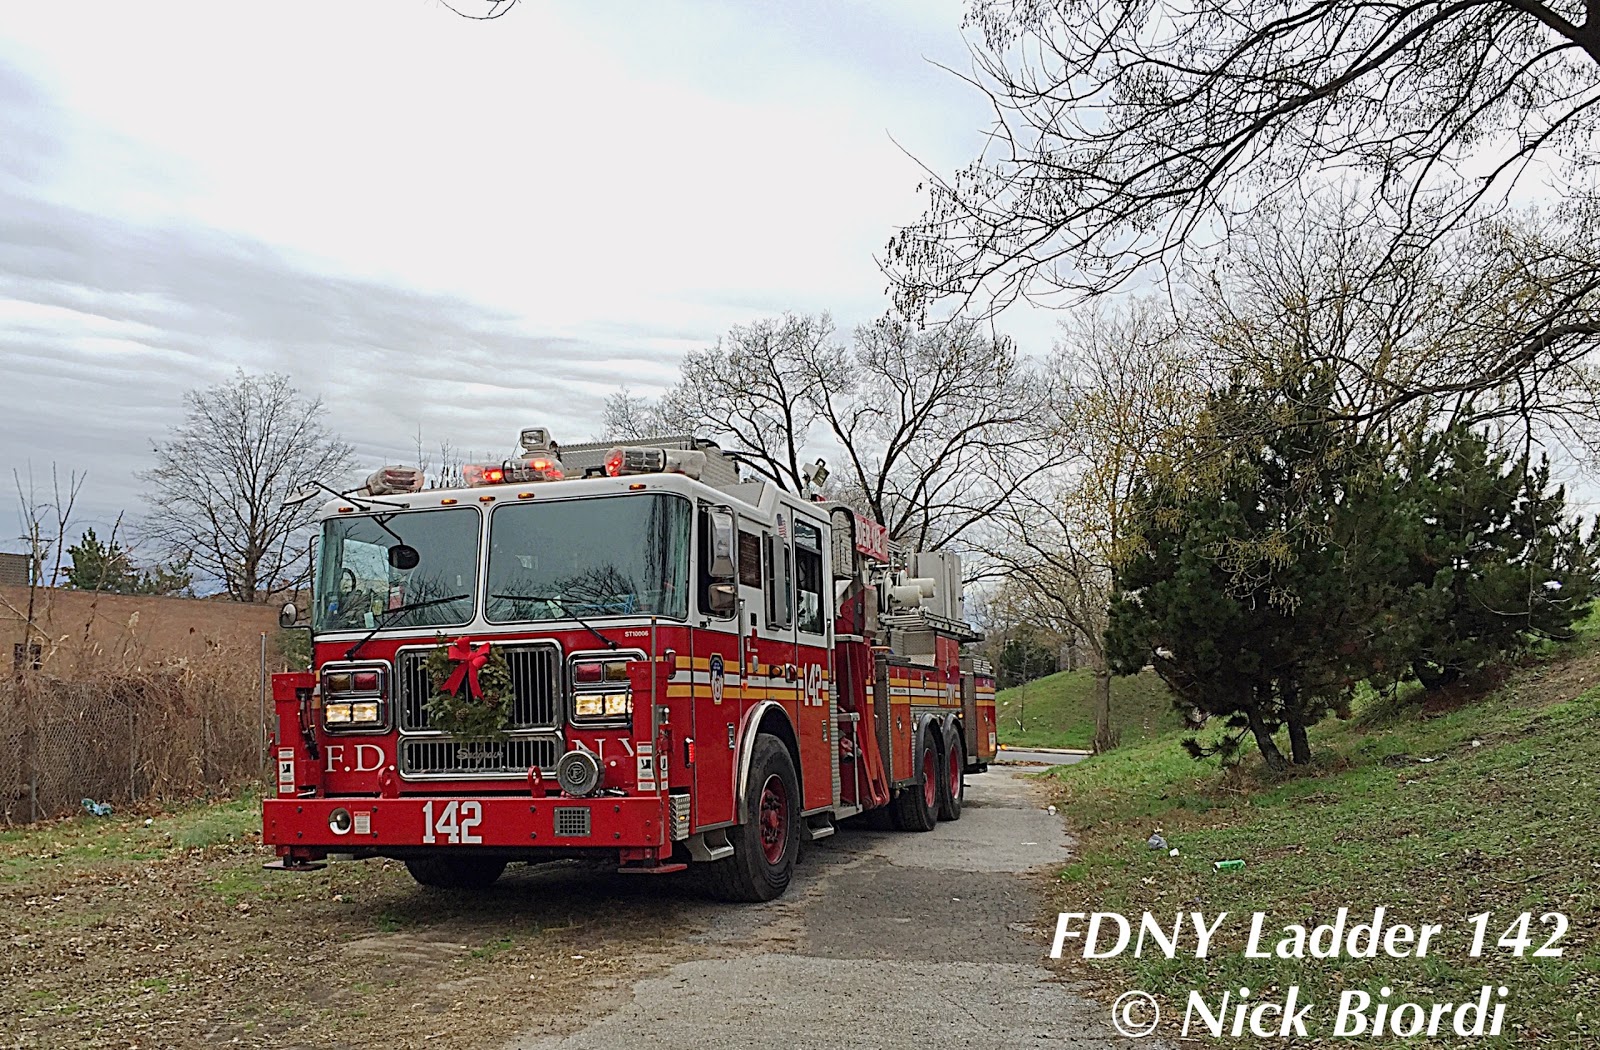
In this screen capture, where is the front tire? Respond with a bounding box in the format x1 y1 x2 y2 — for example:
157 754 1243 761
701 734 800 902
890 731 938 832
404 855 507 889
937 731 964 821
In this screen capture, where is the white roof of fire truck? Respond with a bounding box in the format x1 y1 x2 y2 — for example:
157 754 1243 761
315 434 811 523
315 430 975 638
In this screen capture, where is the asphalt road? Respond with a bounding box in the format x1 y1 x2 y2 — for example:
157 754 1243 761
507 769 1154 1050
995 749 1092 767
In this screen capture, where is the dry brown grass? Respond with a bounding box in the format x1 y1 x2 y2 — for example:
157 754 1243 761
2 628 277 824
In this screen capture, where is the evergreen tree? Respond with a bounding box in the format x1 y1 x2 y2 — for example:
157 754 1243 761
1109 387 1600 769
997 630 1057 689
1393 426 1598 689
65 529 138 592
1107 371 1409 767
65 528 192 596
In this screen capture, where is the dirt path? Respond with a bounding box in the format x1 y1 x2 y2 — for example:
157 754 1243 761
2 772 1145 1049
506 769 1143 1049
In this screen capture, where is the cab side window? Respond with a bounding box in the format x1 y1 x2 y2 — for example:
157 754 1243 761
795 519 824 636
697 511 736 619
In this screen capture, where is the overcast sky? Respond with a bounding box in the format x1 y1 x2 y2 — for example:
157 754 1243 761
2 1 1062 555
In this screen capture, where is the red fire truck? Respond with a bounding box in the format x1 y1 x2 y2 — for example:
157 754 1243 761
265 431 997 901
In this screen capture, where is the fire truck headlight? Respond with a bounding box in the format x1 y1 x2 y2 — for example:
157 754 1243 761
324 703 354 724
350 701 381 724
572 693 630 721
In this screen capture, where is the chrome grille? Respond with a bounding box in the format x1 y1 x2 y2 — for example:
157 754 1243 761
396 643 561 732
399 736 560 778
502 645 561 727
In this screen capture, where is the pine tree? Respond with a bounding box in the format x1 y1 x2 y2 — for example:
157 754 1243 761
1394 426 1598 689
1107 370 1409 767
65 528 193 596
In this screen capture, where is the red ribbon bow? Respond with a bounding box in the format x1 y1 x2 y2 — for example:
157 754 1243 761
441 638 491 699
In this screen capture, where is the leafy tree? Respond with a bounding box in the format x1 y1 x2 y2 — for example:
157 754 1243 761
65 527 192 596
983 301 1200 751
141 371 353 602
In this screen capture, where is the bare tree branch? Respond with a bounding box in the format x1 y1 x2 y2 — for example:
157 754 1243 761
139 371 355 602
885 0 1600 426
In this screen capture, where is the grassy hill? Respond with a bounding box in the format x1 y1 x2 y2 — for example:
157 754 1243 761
996 667 1181 750
1042 644 1600 1045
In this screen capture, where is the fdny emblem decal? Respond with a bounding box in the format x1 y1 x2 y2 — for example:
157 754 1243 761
709 653 725 705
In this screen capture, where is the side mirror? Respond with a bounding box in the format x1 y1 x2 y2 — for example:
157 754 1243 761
708 582 737 616
388 544 421 571
278 602 299 629
707 509 736 580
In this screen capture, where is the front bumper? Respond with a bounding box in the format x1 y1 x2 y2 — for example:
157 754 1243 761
262 794 669 853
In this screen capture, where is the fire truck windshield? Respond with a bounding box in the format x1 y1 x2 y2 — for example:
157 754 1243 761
313 507 479 632
485 493 690 623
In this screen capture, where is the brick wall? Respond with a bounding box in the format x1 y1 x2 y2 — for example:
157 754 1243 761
0 585 282 676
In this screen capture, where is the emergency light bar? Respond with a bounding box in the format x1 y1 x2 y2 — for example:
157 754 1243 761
464 455 564 487
360 466 425 496
603 446 706 480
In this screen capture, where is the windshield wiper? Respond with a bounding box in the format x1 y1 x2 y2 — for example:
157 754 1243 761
490 593 620 650
343 593 469 661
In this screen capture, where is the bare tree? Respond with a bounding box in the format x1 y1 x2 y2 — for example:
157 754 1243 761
411 424 434 484
7 464 84 671
645 312 1051 551
424 440 467 490
600 387 675 442
140 372 354 602
658 314 837 492
1189 197 1600 457
824 317 1049 551
983 303 1201 751
438 0 517 19
886 0 1600 420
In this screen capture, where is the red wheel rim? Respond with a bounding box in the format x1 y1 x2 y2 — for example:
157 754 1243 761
759 773 789 865
922 748 937 809
948 743 961 799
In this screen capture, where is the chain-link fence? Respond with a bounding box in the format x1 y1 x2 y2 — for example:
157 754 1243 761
0 663 265 825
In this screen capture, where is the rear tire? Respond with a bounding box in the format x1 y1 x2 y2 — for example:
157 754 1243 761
701 734 800 902
404 855 507 889
890 731 938 832
937 732 964 822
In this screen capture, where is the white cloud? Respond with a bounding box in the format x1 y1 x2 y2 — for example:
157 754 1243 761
1 2 1061 555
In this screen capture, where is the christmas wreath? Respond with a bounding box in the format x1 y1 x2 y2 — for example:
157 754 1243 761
423 636 515 741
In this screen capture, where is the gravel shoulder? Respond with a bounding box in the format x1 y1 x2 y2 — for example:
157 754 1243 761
507 768 1152 1050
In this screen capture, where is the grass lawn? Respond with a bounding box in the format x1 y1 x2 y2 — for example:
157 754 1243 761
1042 646 1600 1046
996 668 1181 750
